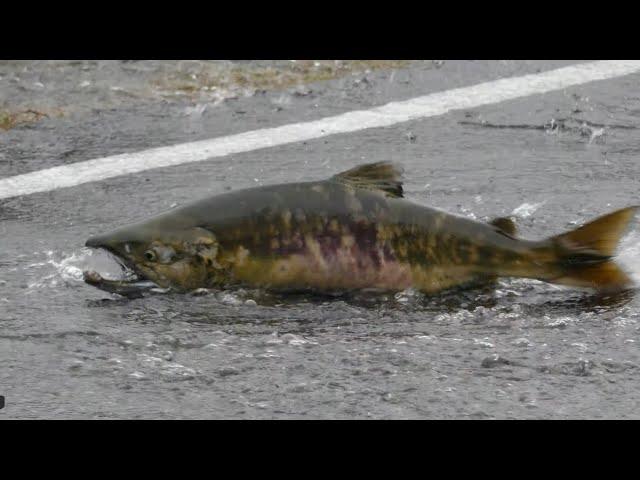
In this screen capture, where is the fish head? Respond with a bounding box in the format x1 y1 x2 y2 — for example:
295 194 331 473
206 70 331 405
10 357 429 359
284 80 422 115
85 223 222 291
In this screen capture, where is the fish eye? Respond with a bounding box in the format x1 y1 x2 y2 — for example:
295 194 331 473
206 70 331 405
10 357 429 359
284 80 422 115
144 250 157 262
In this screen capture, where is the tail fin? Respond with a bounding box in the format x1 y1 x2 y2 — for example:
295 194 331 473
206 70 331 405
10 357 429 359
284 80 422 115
547 206 638 292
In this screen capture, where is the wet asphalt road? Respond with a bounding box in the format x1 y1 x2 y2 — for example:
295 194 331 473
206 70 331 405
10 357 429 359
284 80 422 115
2 60 640 419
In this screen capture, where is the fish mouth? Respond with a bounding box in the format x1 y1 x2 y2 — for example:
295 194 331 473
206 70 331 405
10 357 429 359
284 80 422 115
93 245 140 277
84 236 155 295
82 254 160 298
85 235 138 275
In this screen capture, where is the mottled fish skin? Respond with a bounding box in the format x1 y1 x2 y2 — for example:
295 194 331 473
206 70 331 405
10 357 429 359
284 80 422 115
85 163 637 295
217 182 549 293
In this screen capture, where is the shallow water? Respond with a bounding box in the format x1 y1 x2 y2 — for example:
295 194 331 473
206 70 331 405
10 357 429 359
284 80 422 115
2 60 640 419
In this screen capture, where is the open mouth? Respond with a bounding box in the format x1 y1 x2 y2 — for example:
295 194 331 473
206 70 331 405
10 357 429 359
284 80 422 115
93 245 140 278
83 245 159 298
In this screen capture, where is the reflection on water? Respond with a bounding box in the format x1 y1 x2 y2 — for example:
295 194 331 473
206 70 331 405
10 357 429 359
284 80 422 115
520 288 637 318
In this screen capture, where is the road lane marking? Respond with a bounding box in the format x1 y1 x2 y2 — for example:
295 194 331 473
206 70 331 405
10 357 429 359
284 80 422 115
2 60 640 200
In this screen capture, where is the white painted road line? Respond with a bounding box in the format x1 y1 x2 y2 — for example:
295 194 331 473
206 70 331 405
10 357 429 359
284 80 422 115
2 60 640 200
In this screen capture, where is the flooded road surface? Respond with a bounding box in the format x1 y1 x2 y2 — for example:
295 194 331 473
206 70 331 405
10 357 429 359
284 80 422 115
2 60 640 419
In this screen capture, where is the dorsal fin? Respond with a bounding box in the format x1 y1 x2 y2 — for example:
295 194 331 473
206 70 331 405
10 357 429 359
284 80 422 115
490 216 517 237
331 162 404 198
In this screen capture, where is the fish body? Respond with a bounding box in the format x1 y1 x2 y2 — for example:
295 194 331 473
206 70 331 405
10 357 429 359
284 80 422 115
85 163 637 295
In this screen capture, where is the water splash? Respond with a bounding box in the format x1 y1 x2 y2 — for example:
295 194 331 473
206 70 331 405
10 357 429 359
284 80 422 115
393 288 422 304
24 248 128 290
618 229 640 285
512 201 545 219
